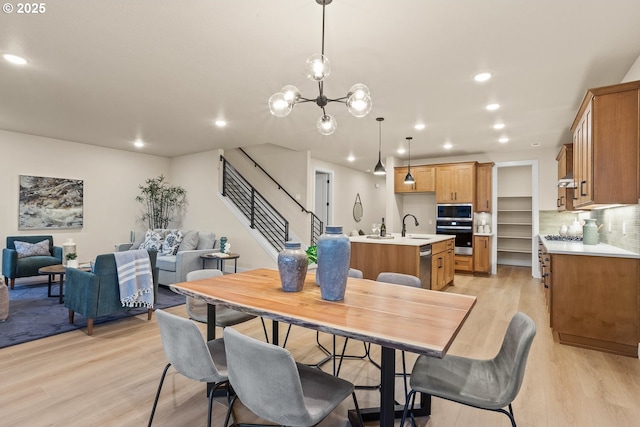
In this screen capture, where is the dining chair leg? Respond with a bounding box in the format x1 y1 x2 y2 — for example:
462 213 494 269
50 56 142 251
148 363 171 427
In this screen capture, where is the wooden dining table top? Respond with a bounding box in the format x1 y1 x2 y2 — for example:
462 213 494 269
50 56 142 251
170 268 476 358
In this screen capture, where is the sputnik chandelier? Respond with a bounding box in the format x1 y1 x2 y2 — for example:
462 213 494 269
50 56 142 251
268 0 372 135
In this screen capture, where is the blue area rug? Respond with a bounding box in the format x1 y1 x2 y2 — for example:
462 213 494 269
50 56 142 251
0 281 185 348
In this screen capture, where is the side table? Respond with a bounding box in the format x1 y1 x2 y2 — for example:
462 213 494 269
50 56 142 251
38 264 91 304
200 253 240 273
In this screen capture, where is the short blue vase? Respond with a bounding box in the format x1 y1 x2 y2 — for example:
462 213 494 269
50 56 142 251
316 226 350 301
277 242 308 292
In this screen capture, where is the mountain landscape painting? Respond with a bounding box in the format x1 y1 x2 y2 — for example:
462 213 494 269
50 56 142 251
18 175 83 229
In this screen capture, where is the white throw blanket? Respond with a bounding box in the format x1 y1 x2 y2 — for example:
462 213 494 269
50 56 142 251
113 250 154 308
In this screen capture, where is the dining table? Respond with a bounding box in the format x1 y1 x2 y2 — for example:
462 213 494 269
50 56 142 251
170 268 476 427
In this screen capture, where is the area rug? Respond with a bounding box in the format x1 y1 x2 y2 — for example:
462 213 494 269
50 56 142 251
0 281 185 348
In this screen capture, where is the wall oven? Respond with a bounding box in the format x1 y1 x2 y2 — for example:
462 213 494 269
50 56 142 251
436 204 473 255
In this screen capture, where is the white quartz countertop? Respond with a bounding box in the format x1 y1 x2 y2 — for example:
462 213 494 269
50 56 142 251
349 233 454 246
539 235 640 259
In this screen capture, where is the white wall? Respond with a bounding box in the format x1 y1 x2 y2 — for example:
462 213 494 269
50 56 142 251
622 54 640 82
311 158 387 236
0 129 169 261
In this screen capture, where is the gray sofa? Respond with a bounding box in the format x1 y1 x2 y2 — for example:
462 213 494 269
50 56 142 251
116 230 217 286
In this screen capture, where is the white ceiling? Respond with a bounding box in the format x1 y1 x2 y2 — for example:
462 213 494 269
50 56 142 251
1 0 640 172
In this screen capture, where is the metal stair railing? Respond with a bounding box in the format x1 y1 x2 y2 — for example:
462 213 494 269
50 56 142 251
220 156 289 252
237 148 323 245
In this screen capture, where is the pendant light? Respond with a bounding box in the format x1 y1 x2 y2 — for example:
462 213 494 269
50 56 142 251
373 117 386 175
404 137 415 184
268 0 372 135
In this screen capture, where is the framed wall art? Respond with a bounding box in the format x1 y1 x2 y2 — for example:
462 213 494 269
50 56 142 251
18 175 84 229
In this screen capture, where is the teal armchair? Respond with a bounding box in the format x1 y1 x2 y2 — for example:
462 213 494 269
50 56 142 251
64 250 159 335
2 235 63 289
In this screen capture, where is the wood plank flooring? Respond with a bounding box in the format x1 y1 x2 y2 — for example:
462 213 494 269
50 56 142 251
1 266 639 426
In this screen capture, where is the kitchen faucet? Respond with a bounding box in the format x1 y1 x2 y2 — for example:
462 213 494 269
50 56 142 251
402 214 419 237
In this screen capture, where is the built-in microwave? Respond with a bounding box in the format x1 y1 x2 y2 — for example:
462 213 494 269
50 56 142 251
436 204 473 220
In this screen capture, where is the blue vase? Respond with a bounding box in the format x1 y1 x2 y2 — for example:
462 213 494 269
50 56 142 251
317 226 350 301
277 242 308 292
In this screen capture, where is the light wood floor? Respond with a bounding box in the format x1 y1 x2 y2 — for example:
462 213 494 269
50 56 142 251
1 266 640 427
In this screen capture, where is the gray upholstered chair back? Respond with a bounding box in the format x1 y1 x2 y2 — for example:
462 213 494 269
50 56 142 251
155 309 226 384
348 268 363 279
186 268 223 281
376 272 421 288
224 327 310 425
492 312 537 406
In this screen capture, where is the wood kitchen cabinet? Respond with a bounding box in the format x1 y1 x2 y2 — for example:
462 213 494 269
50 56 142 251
556 144 574 211
571 80 640 208
454 254 473 273
436 162 476 203
473 235 491 274
539 239 640 357
394 165 435 193
431 239 454 291
475 162 493 212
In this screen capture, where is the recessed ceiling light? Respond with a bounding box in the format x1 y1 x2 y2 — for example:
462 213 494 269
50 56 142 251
493 123 505 130
414 123 426 130
531 142 541 147
214 120 227 127
397 147 406 154
499 137 509 143
134 138 144 148
444 142 453 149
486 103 500 111
3 54 27 65
347 155 355 162
474 72 492 82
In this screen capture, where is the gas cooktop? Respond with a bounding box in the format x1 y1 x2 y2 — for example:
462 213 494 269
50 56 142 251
544 234 583 242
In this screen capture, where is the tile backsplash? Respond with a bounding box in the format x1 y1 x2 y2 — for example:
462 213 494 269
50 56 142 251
539 204 639 254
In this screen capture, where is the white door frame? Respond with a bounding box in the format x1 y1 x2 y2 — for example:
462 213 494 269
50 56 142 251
314 168 334 229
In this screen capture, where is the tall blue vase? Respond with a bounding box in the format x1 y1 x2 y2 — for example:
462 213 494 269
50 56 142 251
277 242 308 292
317 226 350 301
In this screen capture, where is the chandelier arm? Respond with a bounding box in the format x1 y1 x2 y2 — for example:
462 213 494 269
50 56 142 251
325 96 348 103
297 98 317 103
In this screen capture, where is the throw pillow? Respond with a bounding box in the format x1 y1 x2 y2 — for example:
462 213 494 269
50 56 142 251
178 230 199 252
14 239 51 258
139 229 163 252
161 229 183 255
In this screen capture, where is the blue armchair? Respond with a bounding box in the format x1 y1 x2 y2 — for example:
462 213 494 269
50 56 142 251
2 235 63 290
64 251 159 335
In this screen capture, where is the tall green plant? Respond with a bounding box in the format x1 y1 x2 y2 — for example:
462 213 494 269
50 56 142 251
136 175 186 229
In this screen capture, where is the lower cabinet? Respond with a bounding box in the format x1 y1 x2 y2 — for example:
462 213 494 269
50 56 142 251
544 246 640 358
473 235 491 274
431 239 454 291
454 254 473 273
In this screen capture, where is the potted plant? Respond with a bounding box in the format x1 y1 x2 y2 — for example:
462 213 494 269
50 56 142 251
66 252 78 268
136 175 187 229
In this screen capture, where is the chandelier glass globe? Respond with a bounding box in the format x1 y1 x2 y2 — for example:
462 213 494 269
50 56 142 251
305 54 331 82
317 114 337 135
268 92 292 117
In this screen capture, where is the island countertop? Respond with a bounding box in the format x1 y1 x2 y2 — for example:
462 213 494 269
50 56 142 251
349 233 454 246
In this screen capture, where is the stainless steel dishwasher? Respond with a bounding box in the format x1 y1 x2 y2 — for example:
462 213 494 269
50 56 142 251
418 244 432 289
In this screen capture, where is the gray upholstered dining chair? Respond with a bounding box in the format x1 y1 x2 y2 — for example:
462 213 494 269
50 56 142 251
222 327 364 427
185 269 269 341
400 312 537 427
148 309 229 427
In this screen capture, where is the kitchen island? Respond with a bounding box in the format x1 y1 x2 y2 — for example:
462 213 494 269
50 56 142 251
538 235 640 357
350 234 455 290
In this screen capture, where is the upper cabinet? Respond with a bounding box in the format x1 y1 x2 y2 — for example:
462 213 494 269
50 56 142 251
393 165 435 193
570 80 640 209
556 144 574 211
436 162 476 203
475 162 494 212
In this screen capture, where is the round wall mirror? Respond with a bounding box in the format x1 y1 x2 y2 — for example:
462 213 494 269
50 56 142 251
353 193 363 222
